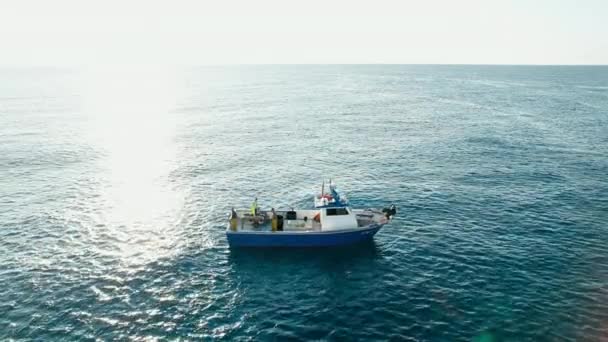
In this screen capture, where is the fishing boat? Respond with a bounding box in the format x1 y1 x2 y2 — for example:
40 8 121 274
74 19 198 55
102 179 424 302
226 181 396 247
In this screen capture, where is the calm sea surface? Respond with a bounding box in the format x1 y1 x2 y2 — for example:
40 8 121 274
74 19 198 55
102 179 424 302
1 65 607 341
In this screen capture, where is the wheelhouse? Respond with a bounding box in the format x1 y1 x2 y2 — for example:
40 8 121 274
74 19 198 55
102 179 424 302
319 206 358 231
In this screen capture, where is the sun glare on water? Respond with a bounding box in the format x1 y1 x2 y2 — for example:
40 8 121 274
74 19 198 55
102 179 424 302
80 67 185 267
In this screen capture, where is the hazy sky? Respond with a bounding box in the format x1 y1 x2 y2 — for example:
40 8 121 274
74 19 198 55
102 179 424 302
1 0 607 66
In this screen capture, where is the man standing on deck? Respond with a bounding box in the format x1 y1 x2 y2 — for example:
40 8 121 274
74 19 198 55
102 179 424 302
251 197 259 216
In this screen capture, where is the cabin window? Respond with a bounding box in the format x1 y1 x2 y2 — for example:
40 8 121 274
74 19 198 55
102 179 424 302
326 208 350 216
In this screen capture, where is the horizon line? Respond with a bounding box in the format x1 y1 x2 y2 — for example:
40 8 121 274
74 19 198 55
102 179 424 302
1 63 607 68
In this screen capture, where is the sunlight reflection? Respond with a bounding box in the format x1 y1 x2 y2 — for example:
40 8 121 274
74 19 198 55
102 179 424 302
81 67 184 266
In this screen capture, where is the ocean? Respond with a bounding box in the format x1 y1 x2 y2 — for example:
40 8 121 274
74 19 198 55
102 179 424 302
1 65 607 341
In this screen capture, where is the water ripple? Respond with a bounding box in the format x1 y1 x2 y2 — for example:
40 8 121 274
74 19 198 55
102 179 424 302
1 66 608 340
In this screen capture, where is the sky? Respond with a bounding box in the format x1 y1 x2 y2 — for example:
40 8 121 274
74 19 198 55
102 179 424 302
1 0 607 66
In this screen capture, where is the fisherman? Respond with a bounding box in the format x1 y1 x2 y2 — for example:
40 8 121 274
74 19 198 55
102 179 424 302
271 207 277 231
231 207 238 219
229 207 238 231
251 197 259 216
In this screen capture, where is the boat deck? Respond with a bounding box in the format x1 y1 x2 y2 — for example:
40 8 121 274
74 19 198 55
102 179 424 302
234 213 322 232
229 209 385 233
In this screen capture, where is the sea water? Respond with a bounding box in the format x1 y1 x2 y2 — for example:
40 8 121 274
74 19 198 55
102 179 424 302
1 65 607 340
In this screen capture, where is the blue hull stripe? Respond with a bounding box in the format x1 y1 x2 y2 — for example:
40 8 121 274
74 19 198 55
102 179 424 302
227 225 382 247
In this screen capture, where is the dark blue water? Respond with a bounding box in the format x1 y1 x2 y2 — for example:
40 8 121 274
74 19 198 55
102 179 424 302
1 65 607 341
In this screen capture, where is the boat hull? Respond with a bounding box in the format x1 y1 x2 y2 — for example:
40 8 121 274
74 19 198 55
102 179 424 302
226 224 383 247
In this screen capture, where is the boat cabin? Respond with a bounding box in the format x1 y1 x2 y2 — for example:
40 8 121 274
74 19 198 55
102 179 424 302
319 207 358 231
